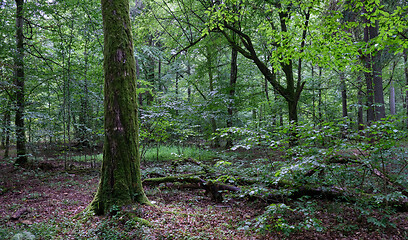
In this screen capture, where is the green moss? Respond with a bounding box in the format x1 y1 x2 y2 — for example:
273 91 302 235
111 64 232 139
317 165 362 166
88 0 149 215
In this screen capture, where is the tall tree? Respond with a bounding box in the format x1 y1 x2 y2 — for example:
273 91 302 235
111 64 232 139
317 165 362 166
14 0 27 165
404 49 408 128
215 1 310 123
88 0 149 215
1 100 11 158
226 47 237 149
206 44 220 147
363 15 386 122
340 72 348 118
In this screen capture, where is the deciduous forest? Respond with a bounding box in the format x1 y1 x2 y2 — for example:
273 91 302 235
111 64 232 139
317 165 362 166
1 0 408 239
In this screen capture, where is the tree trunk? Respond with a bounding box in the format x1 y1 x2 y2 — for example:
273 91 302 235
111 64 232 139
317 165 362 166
14 0 27 165
364 26 375 124
2 101 11 158
226 48 237 149
340 72 348 118
288 100 298 123
89 0 149 215
77 37 91 147
390 80 396 115
372 46 385 120
146 36 155 105
1 111 6 149
206 45 219 147
357 75 364 130
136 57 143 106
363 7 385 122
318 67 323 122
404 49 408 128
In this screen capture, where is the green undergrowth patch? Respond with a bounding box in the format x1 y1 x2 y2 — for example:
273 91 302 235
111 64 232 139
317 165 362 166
69 154 103 163
47 145 218 165
142 145 218 163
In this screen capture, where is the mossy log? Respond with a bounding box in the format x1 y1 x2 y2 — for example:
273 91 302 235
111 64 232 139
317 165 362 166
143 175 240 202
143 174 206 185
263 183 408 212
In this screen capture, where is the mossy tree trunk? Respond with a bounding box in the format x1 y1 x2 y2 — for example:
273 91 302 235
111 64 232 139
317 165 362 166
14 0 27 166
89 0 149 215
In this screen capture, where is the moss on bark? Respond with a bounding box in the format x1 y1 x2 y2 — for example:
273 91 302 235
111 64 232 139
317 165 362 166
88 0 149 215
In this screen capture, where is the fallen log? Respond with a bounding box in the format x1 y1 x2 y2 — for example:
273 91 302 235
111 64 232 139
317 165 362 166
143 175 240 202
261 183 408 212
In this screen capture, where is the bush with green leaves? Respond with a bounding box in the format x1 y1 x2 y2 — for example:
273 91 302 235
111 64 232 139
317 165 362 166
222 118 407 214
240 202 323 236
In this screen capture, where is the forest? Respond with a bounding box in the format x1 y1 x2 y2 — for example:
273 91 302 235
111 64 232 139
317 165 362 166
1 0 408 239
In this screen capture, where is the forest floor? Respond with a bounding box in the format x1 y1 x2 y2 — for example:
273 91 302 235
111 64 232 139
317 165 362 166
1 147 408 239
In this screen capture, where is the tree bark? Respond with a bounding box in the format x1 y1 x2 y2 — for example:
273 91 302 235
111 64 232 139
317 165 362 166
357 75 364 130
363 7 385 122
340 72 348 118
14 0 27 165
390 80 396 115
404 49 408 128
89 0 149 215
364 25 375 123
372 44 385 120
206 45 219 147
2 101 11 158
226 47 238 149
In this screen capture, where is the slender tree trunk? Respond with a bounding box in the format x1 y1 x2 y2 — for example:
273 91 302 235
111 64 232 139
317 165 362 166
206 45 219 147
4 112 11 159
390 80 395 115
0 70 5 149
357 75 364 130
339 72 348 137
79 38 91 147
14 0 27 165
316 66 322 123
311 64 316 125
175 73 179 115
66 22 74 167
372 48 385 120
404 49 408 128
364 57 375 122
226 48 237 149
1 111 6 149
159 58 163 93
89 0 149 215
146 36 155 105
2 101 11 158
136 57 143 106
364 28 375 124
340 72 348 118
386 60 397 116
